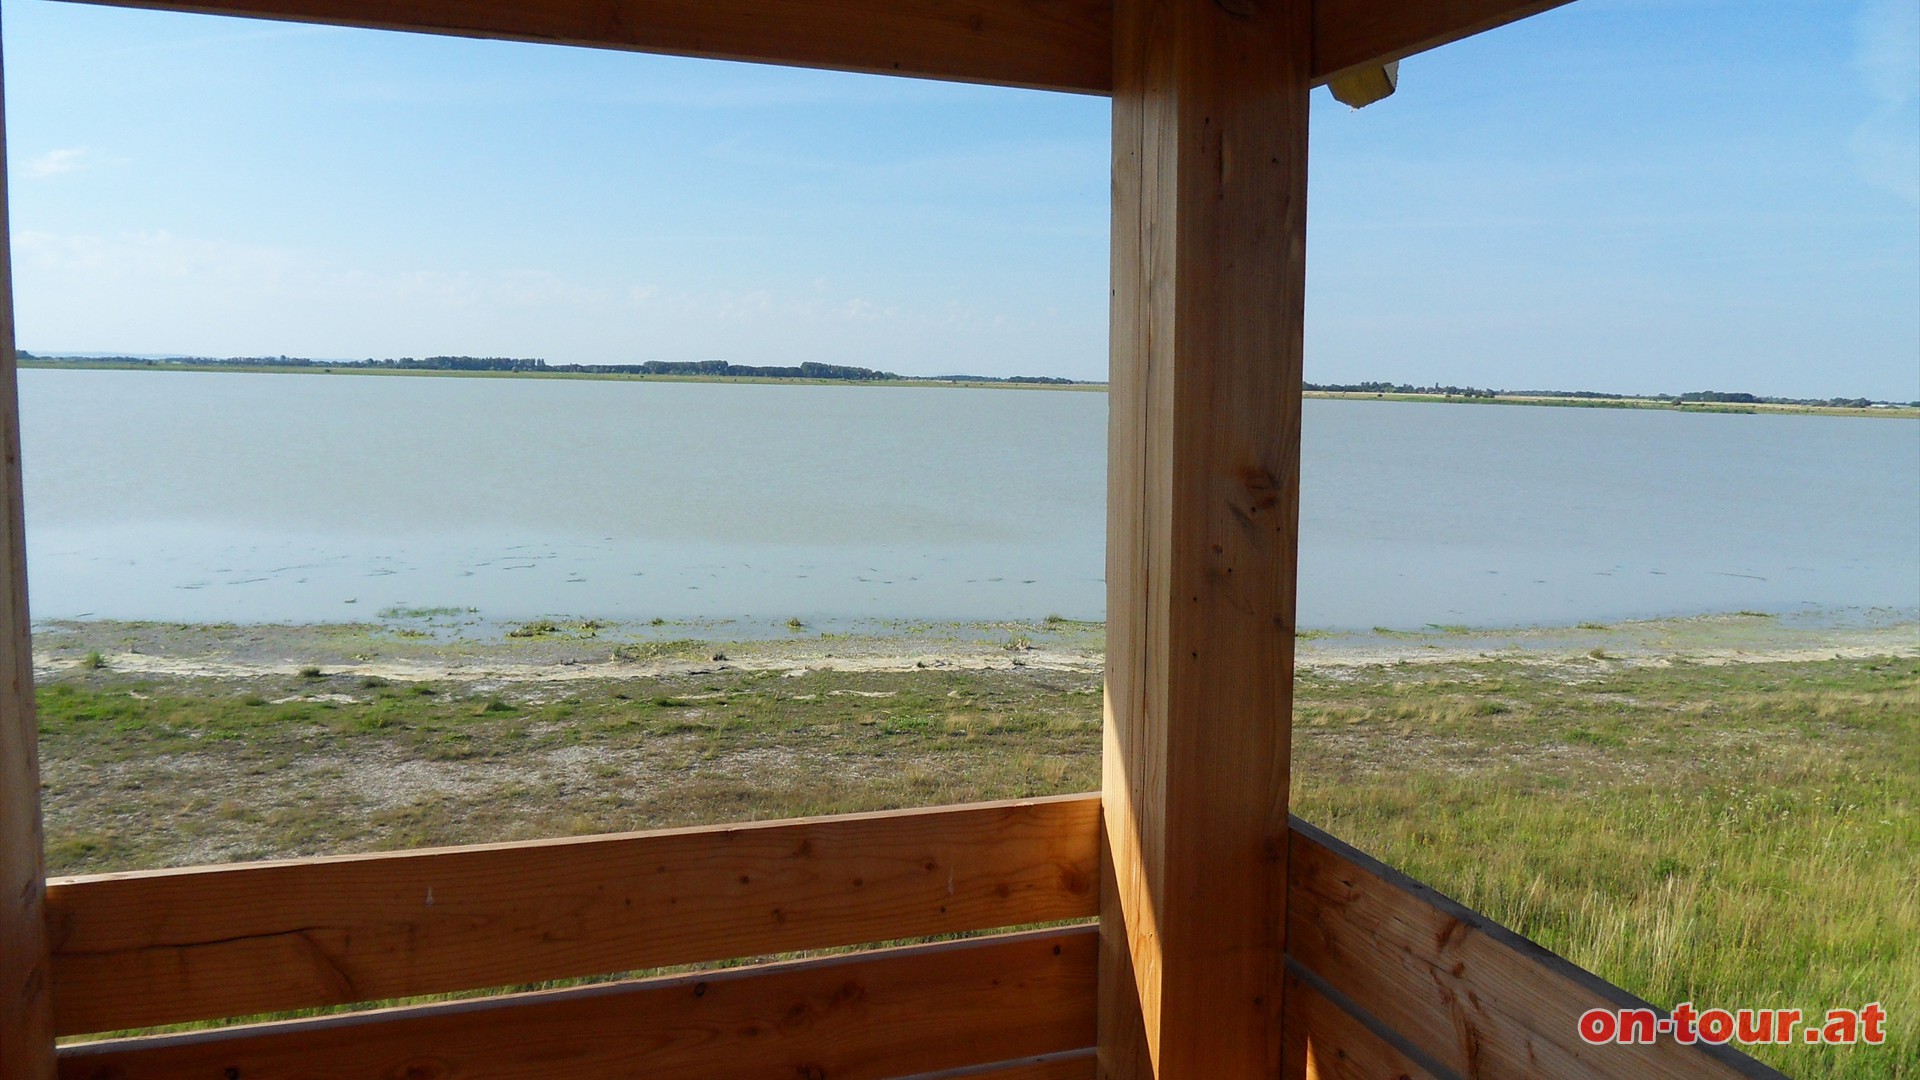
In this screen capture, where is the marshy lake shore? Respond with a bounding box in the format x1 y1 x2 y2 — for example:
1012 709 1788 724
31 612 1920 1077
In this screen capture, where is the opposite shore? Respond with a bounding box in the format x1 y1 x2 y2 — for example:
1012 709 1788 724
21 356 1919 419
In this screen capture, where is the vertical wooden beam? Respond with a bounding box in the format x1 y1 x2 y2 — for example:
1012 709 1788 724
1100 0 1308 1075
0 33 58 1080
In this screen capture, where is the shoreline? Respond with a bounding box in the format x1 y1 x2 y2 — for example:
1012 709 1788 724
33 611 1920 687
22 361 1917 418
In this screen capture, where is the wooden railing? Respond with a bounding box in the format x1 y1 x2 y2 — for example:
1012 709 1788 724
46 794 1784 1079
1285 819 1787 1080
47 795 1101 1035
49 795 1102 1079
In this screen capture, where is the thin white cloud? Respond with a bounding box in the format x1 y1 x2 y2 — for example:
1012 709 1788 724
1851 0 1920 204
8 228 1104 377
26 148 89 179
14 229 295 285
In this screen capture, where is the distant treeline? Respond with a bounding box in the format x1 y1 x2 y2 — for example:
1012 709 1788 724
1307 381 1496 398
19 353 903 380
1310 380 1914 409
567 360 903 380
930 373 1079 385
17 354 1906 404
16 352 1095 386
1671 390 1882 408
1520 388 1896 409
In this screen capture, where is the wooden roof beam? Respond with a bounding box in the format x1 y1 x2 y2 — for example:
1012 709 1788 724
40 0 1575 95
1312 0 1578 86
41 0 1117 94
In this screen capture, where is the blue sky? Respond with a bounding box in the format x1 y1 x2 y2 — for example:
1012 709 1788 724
3 0 1916 399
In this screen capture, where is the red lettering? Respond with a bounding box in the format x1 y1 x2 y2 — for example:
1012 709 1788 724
1698 1009 1735 1045
1736 1009 1772 1044
1578 1009 1617 1044
1862 1003 1886 1045
1671 1002 1698 1045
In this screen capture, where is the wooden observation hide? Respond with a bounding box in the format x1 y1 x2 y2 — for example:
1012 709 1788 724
0 1 1794 1077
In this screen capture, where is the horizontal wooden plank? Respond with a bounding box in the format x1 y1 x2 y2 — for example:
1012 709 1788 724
58 924 1097 1080
47 0 1113 93
1286 818 1787 1080
1310 0 1579 83
1284 962 1443 1080
47 793 1100 1035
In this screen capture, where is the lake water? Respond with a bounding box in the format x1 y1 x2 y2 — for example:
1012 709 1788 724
19 368 1920 631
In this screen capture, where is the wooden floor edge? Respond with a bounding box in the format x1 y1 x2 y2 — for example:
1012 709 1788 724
1285 815 1792 1080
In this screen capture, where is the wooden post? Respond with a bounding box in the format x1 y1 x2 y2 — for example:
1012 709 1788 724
1100 0 1309 1075
0 34 57 1080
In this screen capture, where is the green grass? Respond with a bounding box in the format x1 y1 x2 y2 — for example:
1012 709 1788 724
1290 656 1918 1079
33 651 1916 1077
377 605 465 620
610 639 706 663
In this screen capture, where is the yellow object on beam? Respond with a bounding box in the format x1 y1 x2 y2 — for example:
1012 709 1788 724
1329 60 1399 107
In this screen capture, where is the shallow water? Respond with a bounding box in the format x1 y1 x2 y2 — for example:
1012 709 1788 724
20 368 1919 629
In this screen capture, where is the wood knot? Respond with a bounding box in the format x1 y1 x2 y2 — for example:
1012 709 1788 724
1242 465 1279 492
1058 863 1092 894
